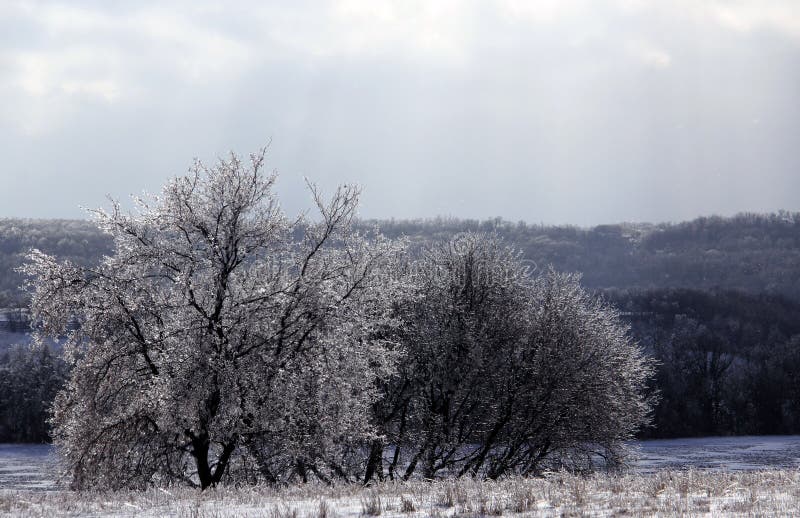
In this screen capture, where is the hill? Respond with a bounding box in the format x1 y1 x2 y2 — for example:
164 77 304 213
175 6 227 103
2 211 799 307
0 219 111 308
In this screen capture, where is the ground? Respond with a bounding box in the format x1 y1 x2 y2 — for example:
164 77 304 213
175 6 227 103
2 470 800 517
2 437 800 516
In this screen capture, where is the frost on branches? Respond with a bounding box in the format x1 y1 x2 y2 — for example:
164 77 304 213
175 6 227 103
21 149 656 490
364 234 656 482
21 150 406 489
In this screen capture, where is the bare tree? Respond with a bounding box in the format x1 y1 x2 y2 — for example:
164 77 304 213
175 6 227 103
365 233 655 482
21 150 405 489
477 269 657 477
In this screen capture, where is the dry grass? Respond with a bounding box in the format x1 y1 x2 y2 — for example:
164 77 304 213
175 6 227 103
360 490 382 515
1 469 800 517
399 495 415 513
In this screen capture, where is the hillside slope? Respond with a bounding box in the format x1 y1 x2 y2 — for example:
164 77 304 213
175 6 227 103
2 212 799 307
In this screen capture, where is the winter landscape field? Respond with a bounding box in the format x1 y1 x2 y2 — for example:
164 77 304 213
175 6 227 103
3 470 800 517
3 1 800 515
3 437 800 516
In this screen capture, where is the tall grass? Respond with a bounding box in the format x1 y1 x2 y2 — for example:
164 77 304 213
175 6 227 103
1 470 799 517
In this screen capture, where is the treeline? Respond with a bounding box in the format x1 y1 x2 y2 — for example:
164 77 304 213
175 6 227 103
605 288 800 438
373 211 800 301
7 286 799 443
0 343 67 442
2 211 800 308
0 219 111 308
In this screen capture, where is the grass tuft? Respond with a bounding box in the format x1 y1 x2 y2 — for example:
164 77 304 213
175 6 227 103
360 490 382 516
399 495 415 513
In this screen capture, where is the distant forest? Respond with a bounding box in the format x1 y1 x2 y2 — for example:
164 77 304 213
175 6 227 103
371 211 800 301
0 219 112 308
2 211 800 307
2 211 800 442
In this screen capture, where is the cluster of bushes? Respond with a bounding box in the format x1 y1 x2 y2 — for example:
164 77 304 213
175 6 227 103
20 152 653 489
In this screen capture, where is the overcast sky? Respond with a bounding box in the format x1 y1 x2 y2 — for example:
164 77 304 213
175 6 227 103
1 1 798 225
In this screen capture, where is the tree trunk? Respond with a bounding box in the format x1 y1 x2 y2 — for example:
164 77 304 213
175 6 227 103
211 442 236 486
363 439 384 485
296 458 308 483
189 434 237 490
190 432 214 490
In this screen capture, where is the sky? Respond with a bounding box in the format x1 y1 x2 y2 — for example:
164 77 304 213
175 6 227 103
0 0 798 226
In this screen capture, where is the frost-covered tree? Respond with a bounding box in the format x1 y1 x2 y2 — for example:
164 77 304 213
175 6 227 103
365 233 655 482
21 150 404 489
476 269 656 476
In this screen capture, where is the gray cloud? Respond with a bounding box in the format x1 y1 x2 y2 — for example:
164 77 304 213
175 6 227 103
1 0 798 225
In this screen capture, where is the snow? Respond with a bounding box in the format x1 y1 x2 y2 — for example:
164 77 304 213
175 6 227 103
4 436 800 492
633 435 800 473
0 444 57 491
0 330 33 351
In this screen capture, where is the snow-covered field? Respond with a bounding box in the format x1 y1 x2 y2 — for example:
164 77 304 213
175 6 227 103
2 469 800 517
0 329 33 351
2 437 800 516
635 435 800 472
0 444 57 491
